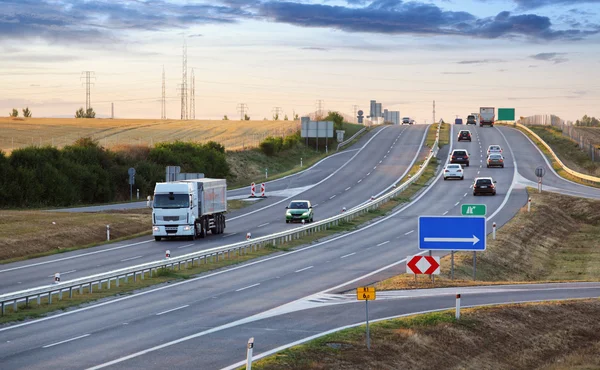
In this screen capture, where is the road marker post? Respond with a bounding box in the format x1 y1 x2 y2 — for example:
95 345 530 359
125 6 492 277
246 232 251 241
165 250 171 259
250 183 256 198
528 197 531 212
356 287 376 350
260 183 266 198
492 222 497 240
456 294 461 320
106 225 110 241
300 157 303 167
246 337 254 370
54 272 60 284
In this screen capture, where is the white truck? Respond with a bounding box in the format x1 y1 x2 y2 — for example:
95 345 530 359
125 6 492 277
479 107 495 127
152 178 227 241
402 117 412 125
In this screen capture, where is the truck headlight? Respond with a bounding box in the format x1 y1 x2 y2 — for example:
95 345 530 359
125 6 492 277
153 226 159 231
183 226 192 231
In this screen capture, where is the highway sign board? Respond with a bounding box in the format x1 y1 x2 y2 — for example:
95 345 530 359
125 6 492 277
498 108 515 121
535 166 546 178
406 255 440 275
356 286 376 301
419 216 486 251
461 204 486 216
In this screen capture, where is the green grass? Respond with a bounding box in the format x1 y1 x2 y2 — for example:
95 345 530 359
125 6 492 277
0 136 439 325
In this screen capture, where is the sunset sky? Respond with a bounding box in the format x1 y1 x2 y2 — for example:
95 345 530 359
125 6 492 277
1 0 599 123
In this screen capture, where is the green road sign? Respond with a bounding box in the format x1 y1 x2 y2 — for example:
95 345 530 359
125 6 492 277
498 108 515 121
461 204 487 216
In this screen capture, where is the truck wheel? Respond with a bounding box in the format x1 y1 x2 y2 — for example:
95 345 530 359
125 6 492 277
154 236 161 242
200 219 206 238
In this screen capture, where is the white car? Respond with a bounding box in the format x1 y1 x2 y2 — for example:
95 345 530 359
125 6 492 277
487 145 502 157
443 163 464 180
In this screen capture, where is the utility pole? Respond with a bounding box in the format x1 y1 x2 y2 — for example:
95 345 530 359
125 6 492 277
111 103 114 119
433 100 436 124
190 68 195 120
237 103 248 120
352 105 358 123
272 107 282 120
316 99 324 118
80 71 95 111
181 40 188 120
161 65 166 120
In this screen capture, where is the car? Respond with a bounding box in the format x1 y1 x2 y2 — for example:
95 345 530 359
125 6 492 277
487 153 504 168
443 163 464 180
473 177 497 196
466 115 477 125
285 200 313 223
457 130 472 142
486 145 502 156
402 117 411 125
450 149 470 167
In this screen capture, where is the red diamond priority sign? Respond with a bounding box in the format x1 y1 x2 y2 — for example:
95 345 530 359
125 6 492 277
406 255 440 275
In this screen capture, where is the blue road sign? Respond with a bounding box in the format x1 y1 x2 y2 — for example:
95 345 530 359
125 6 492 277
418 216 486 251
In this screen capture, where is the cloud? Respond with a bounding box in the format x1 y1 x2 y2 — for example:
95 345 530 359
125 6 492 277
441 72 472 74
257 2 599 41
509 0 600 10
301 47 330 51
457 59 505 64
530 52 569 63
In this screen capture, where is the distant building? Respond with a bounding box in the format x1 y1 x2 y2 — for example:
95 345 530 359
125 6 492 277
384 109 400 125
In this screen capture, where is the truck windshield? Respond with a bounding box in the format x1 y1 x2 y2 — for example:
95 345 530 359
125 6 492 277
153 194 189 208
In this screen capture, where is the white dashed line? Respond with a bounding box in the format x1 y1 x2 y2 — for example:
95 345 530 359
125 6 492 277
340 252 356 259
177 244 194 249
464 193 468 197
454 202 460 206
258 223 270 228
156 305 189 316
357 179 362 183
47 270 77 277
366 172 371 176
373 167 377 170
404 230 415 235
376 241 390 247
295 266 314 273
443 211 449 215
222 232 238 238
313 204 319 207
330 195 336 199
345 187 351 191
379 160 382 164
43 334 90 348
236 283 260 292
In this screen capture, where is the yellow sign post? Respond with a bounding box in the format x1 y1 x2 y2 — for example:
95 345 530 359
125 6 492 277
356 287 376 350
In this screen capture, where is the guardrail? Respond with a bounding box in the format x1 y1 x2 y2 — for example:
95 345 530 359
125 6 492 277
0 124 442 315
509 122 600 185
337 127 367 150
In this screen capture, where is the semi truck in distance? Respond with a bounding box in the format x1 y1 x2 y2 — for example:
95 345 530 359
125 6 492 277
479 107 495 127
152 178 227 241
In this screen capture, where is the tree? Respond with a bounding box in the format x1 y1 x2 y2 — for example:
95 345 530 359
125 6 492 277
22 107 32 118
244 114 250 121
273 113 279 121
223 115 229 120
324 111 344 131
75 107 96 118
75 107 86 118
284 115 288 121
10 108 18 117
294 113 299 120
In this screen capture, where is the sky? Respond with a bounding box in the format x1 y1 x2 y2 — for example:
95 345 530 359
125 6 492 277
1 0 599 123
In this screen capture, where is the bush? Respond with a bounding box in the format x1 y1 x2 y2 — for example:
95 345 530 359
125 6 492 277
259 136 284 156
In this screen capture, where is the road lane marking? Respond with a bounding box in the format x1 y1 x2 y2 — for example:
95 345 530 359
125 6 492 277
330 195 336 199
379 160 382 164
177 244 194 249
236 283 260 292
43 334 90 348
345 187 351 191
357 179 362 183
258 223 270 228
366 172 371 176
120 255 144 262
464 193 468 197
295 266 314 273
373 166 377 169
156 305 189 316
340 253 356 259
376 241 390 247
443 211 449 215
454 202 460 206
222 232 238 238
404 230 414 235
313 204 319 207
477 171 480 174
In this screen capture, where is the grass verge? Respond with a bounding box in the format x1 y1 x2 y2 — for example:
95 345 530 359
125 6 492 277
0 199 254 264
0 136 439 324
245 299 600 370
502 123 600 188
377 187 600 290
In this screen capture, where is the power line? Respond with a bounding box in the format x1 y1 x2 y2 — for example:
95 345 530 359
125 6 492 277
80 71 95 111
161 65 166 120
181 40 188 120
316 99 324 118
433 100 436 124
272 106 283 120
190 68 195 120
237 103 248 120
352 104 358 123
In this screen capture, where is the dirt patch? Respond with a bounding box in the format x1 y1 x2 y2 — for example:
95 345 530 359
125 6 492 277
251 300 600 370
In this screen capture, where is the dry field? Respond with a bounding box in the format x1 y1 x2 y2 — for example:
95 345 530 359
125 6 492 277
252 299 600 370
0 117 300 153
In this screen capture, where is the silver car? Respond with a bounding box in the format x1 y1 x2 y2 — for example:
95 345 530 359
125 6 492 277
486 153 505 168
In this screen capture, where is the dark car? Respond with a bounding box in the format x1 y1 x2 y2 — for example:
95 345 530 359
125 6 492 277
466 115 476 125
457 130 471 142
486 153 504 168
473 177 497 196
450 149 470 167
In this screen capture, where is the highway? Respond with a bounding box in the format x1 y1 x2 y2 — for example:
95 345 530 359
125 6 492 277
0 123 598 369
0 124 429 293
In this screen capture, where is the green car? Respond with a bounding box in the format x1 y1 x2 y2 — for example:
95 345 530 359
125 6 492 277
285 200 313 223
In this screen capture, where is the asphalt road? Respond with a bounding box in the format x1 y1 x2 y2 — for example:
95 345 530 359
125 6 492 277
0 124 598 369
0 124 429 293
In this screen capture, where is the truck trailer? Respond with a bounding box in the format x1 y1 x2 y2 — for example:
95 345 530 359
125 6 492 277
152 178 227 241
479 107 495 127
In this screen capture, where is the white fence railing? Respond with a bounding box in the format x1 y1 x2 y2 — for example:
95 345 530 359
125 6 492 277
0 124 442 315
337 127 367 150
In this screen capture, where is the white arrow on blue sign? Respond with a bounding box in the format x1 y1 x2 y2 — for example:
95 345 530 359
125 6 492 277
418 216 486 251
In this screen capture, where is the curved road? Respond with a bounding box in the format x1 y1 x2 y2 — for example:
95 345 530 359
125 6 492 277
0 124 598 369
